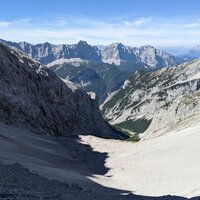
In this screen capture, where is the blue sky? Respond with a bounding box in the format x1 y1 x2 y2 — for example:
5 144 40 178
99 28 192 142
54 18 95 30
1 0 200 47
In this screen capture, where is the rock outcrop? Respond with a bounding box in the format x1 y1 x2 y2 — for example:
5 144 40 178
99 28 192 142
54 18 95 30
0 43 125 139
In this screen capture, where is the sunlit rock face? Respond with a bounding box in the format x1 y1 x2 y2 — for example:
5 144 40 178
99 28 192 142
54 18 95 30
102 43 177 68
0 39 102 65
102 59 200 138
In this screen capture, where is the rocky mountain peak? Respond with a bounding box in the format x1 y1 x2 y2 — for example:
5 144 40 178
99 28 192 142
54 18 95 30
140 45 155 49
109 42 124 48
186 45 200 58
77 40 89 46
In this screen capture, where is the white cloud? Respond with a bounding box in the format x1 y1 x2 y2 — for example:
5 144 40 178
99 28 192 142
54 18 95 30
133 17 152 26
124 17 152 27
0 21 12 27
184 21 200 28
1 16 200 47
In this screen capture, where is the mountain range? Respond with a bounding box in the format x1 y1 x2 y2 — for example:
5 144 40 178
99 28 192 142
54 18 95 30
0 38 184 104
174 46 200 62
1 39 200 199
185 46 200 58
2 38 200 131
0 42 125 139
0 39 179 69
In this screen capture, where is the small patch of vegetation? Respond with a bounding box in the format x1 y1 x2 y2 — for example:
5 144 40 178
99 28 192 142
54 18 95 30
114 118 152 134
126 134 140 142
194 91 200 97
181 94 198 106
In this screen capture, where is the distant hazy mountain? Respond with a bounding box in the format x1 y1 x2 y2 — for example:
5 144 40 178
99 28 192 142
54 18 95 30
175 55 196 63
174 46 200 63
0 42 125 139
102 58 200 139
161 46 189 56
185 45 200 58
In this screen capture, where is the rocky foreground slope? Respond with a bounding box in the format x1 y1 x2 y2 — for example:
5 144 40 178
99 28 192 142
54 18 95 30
0 43 125 139
1 122 195 200
102 59 200 138
82 116 200 198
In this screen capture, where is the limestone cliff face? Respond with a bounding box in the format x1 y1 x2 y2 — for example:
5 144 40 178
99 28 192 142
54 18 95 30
102 43 177 68
0 43 124 139
0 39 177 68
102 59 200 138
0 39 102 65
